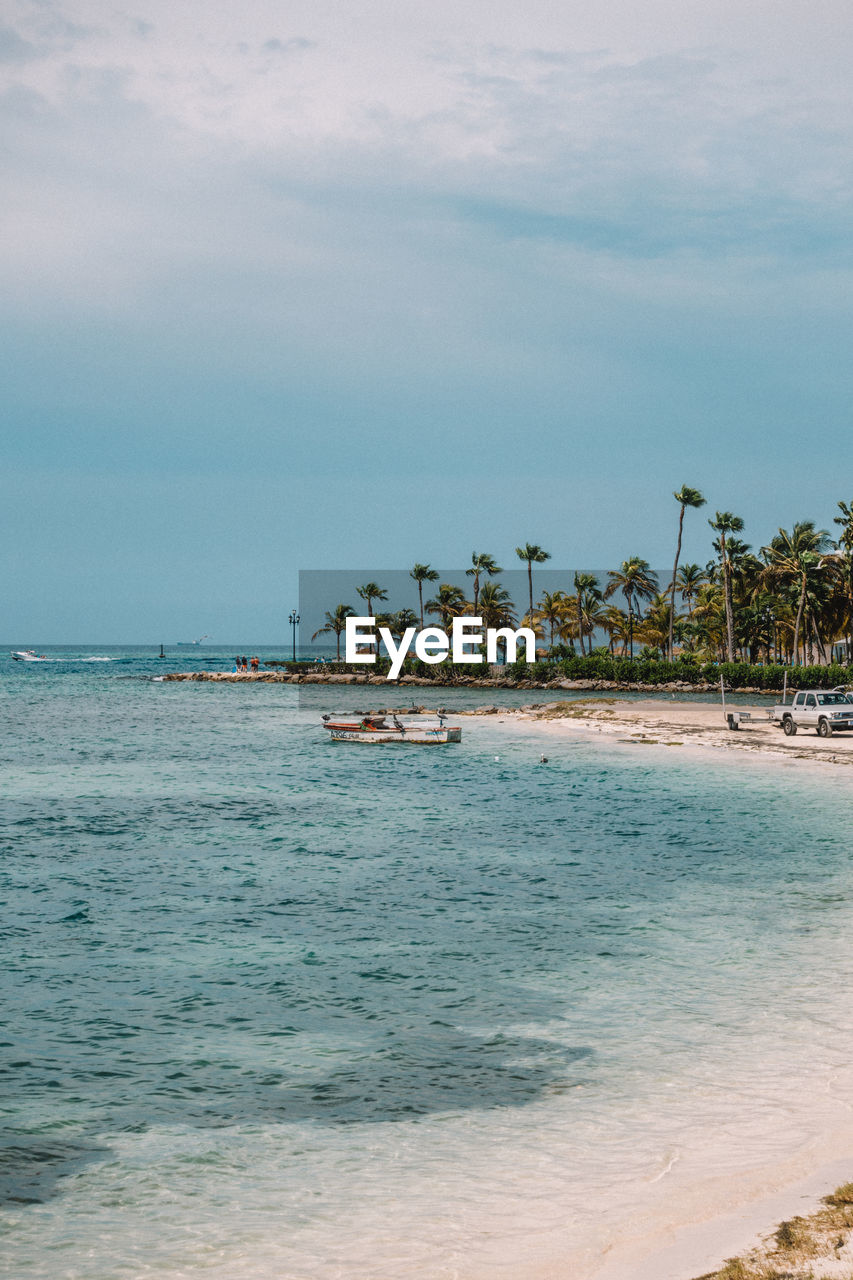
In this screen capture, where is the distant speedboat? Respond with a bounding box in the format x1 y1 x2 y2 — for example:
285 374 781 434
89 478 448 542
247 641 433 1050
322 713 461 744
11 650 47 661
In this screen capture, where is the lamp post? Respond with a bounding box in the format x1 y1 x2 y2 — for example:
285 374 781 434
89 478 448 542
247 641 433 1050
289 610 300 663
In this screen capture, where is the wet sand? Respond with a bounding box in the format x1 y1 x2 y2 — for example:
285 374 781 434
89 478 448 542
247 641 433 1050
475 697 853 769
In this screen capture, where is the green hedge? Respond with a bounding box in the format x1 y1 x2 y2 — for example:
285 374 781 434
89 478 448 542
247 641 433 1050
267 654 853 689
505 655 853 690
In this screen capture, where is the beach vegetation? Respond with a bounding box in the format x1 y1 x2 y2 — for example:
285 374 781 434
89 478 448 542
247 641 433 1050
425 583 468 629
825 1181 853 1206
571 572 605 655
668 486 707 660
677 562 708 615
311 604 356 660
531 590 572 650
356 582 388 620
773 1216 810 1251
833 500 853 657
466 552 502 614
410 564 439 628
314 487 853 680
515 543 551 623
604 558 659 658
693 1177 853 1278
709 511 746 662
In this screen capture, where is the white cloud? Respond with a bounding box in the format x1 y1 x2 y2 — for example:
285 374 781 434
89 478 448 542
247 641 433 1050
2 0 852 383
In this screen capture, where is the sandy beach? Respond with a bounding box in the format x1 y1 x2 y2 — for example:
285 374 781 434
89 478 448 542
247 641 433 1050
462 697 853 1279
470 696 853 771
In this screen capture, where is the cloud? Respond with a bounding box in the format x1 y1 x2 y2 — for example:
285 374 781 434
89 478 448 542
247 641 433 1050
0 21 41 63
261 36 314 54
1 0 852 472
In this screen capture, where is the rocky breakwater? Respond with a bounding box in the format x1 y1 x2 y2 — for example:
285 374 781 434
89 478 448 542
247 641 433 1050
159 671 749 692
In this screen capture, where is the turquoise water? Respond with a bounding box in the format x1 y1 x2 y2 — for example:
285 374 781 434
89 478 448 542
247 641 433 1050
3 649 853 1278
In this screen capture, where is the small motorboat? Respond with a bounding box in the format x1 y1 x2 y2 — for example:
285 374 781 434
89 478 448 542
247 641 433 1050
11 650 47 661
322 713 461 744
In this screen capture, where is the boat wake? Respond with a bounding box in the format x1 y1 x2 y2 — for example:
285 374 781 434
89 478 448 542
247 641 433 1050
12 655 117 663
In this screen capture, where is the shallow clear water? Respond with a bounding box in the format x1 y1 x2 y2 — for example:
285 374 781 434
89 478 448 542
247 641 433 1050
3 649 853 1278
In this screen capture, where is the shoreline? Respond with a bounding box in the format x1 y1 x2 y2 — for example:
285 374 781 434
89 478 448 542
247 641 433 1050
592 1155 853 1280
470 697 853 769
475 701 853 1277
160 669 775 693
162 680 853 1274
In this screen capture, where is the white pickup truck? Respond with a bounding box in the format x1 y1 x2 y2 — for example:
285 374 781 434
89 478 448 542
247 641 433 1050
773 690 853 737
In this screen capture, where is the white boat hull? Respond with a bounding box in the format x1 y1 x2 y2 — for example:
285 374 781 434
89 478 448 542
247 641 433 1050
324 717 461 744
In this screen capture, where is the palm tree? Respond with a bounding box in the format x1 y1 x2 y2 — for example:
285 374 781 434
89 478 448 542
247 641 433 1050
637 592 673 654
761 522 832 664
466 552 502 614
728 544 764 661
533 590 571 651
667 486 706 660
601 604 630 655
375 608 419 641
356 582 388 617
355 582 387 661
515 543 551 620
478 581 517 629
691 582 727 660
410 564 439 628
425 583 468 630
708 512 745 662
312 604 355 660
578 587 608 653
676 563 706 617
572 572 603 656
478 582 517 662
394 607 419 635
604 558 659 659
833 500 853 658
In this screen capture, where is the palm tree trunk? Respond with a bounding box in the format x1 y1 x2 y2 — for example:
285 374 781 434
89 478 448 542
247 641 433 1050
725 574 735 661
813 615 827 664
788 576 804 665
473 576 479 614
418 583 424 629
527 561 533 620
576 600 584 656
793 576 807 665
720 535 735 663
668 505 685 661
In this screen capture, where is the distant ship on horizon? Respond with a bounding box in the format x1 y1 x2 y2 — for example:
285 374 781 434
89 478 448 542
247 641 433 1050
175 634 210 646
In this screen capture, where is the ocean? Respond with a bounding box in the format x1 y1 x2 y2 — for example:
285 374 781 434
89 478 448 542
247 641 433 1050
3 647 853 1278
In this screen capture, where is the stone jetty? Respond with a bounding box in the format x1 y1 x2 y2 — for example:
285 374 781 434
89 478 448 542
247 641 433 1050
160 670 735 693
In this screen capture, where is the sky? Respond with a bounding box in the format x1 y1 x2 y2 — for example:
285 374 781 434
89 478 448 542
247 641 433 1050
2 0 853 641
